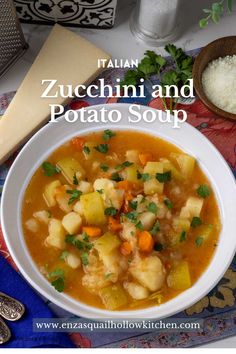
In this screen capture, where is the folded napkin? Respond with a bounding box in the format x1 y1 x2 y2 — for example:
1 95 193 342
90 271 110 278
0 256 76 348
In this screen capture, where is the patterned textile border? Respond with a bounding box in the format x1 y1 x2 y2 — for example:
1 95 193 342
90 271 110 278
0 48 236 348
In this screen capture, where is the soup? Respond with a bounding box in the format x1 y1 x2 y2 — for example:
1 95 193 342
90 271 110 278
22 130 221 311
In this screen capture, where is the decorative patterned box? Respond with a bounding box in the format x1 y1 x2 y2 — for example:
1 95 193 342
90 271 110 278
14 0 117 28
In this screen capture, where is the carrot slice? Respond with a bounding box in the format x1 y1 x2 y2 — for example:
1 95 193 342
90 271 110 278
108 217 123 232
139 153 153 166
138 231 154 253
117 180 133 191
71 137 86 151
82 226 102 238
120 241 132 256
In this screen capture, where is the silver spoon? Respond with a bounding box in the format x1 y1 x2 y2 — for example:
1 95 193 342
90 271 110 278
0 317 11 345
0 292 25 321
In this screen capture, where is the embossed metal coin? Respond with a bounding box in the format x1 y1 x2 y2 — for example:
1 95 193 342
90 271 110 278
0 317 11 345
0 292 25 321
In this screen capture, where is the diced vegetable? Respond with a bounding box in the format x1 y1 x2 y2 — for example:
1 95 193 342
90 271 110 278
144 178 163 195
180 197 204 218
120 241 132 256
99 284 128 310
94 232 121 254
130 256 165 292
93 178 115 192
108 217 123 232
77 181 93 194
82 226 102 238
160 158 183 181
138 231 154 253
55 186 73 213
173 217 191 232
45 219 66 250
144 162 163 175
170 153 195 178
33 210 51 224
56 157 85 184
167 261 191 290
82 142 98 160
43 180 61 207
72 201 84 215
65 252 81 269
124 282 149 300
125 164 141 184
117 180 133 191
62 212 82 234
126 150 139 163
25 218 39 233
137 212 156 230
80 192 106 225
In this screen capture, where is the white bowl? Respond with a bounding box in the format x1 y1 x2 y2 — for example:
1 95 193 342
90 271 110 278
1 103 236 320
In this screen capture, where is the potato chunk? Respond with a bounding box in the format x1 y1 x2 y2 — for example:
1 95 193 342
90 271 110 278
130 256 165 292
65 252 81 269
180 197 204 218
56 157 85 184
80 192 106 225
45 219 66 250
124 282 149 300
170 153 195 178
43 180 61 207
25 218 39 233
167 261 191 290
33 210 50 225
62 212 82 234
94 232 121 254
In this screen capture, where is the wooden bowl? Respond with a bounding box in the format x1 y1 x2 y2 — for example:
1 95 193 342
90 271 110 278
193 36 236 121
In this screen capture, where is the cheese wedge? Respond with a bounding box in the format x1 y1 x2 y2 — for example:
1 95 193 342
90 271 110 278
0 24 110 163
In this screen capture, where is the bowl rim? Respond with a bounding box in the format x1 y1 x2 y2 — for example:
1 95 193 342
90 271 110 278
1 103 236 320
193 35 236 121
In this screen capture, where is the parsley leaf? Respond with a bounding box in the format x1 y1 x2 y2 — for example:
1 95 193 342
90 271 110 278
124 211 138 222
115 161 133 171
83 145 90 155
111 172 123 182
66 189 82 205
191 217 202 228
100 163 109 172
96 189 104 194
73 173 79 185
103 129 116 141
81 252 89 266
156 171 172 183
154 243 164 252
51 277 65 292
60 251 69 261
42 162 60 177
164 198 173 210
104 207 118 216
129 200 138 210
147 202 158 214
197 185 211 198
150 221 160 236
179 231 187 242
65 234 93 251
135 221 144 230
195 236 204 247
94 144 109 154
137 171 151 181
49 268 64 278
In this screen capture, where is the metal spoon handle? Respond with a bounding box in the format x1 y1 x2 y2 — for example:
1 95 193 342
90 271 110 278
0 317 11 345
0 292 25 321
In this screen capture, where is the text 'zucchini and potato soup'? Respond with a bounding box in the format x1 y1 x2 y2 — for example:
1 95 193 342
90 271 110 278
22 130 221 311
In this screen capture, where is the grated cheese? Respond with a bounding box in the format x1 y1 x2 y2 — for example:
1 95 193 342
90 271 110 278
202 55 236 114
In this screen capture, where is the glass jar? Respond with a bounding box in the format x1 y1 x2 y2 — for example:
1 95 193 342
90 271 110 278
130 0 181 46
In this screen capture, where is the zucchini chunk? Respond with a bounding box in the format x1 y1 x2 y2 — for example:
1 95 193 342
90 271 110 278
43 180 61 207
167 261 191 290
80 192 106 225
99 284 128 310
56 157 85 184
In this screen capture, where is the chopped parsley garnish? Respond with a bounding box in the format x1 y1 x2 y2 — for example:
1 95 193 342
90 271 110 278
49 268 65 293
137 171 151 181
115 161 133 171
179 231 187 242
104 272 115 279
96 189 104 194
41 162 60 177
124 211 138 222
65 234 93 251
156 171 172 183
191 217 202 228
150 221 160 236
60 251 69 261
197 185 211 198
102 129 116 141
100 163 109 172
66 189 82 205
147 202 158 214
195 236 204 247
104 207 118 216
164 198 173 210
73 173 79 185
81 252 89 266
83 145 90 155
154 243 164 252
129 200 138 210
135 221 144 230
94 143 109 154
111 172 123 182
